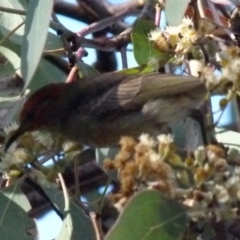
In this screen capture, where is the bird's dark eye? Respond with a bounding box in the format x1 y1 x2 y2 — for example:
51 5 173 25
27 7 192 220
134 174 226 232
27 111 35 120
20 107 35 123
24 111 35 122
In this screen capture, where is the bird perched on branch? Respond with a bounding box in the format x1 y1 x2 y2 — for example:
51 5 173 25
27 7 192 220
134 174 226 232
5 72 206 151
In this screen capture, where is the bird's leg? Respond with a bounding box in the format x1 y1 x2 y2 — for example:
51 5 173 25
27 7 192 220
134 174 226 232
188 109 217 145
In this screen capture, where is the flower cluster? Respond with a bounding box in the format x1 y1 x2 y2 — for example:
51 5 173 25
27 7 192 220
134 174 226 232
181 145 240 222
105 134 240 222
200 47 240 113
202 46 240 88
0 122 75 184
149 17 198 62
104 134 175 211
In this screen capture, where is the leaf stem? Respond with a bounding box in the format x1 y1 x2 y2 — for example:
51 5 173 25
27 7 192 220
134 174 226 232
0 7 26 15
0 21 25 46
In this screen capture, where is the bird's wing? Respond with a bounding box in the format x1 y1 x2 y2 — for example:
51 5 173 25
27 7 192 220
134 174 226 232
84 74 143 115
80 73 204 116
136 73 204 102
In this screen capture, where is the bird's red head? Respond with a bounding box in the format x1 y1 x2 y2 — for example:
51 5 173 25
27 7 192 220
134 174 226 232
5 83 68 151
20 83 67 130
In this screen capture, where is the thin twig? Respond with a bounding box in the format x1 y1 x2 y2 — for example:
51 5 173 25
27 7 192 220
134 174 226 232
52 12 76 67
108 0 144 15
136 0 154 23
197 0 206 19
77 9 132 37
50 19 73 39
52 0 154 52
0 177 5 188
5 179 11 187
0 21 25 46
74 156 80 199
120 46 128 69
0 6 26 15
121 0 155 35
58 173 70 211
155 3 161 27
206 0 232 38
94 177 112 239
97 177 111 214
66 65 78 83
75 47 87 60
90 212 102 240
43 48 65 56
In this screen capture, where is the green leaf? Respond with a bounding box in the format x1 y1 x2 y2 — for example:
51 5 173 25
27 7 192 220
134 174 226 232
215 127 240 150
165 0 190 26
0 46 20 71
117 63 160 76
0 30 21 56
55 202 95 240
105 190 187 240
0 89 29 103
77 61 100 78
21 0 53 90
132 19 170 65
28 58 67 92
0 183 35 240
0 0 26 45
95 147 119 181
0 99 24 130
42 186 95 240
40 185 67 214
45 32 63 51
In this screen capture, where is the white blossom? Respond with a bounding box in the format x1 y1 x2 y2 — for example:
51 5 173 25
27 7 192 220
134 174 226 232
4 122 19 135
214 185 229 203
148 28 162 41
157 134 174 144
33 131 54 149
149 152 161 162
139 134 155 147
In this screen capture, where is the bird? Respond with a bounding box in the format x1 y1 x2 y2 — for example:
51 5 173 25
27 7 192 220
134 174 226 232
5 72 206 151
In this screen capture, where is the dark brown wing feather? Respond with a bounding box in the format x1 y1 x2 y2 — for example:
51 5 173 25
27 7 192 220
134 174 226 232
79 72 204 116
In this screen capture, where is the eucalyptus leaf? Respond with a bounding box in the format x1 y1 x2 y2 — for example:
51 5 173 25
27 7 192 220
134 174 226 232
132 19 170 65
21 0 53 90
41 186 95 240
55 203 95 240
40 186 64 214
28 58 67 92
165 0 190 26
77 60 100 78
105 190 187 240
0 30 21 56
0 183 35 240
215 127 240 150
0 0 26 45
117 64 156 75
45 32 63 51
0 46 20 71
0 99 24 129
0 58 16 79
0 89 29 103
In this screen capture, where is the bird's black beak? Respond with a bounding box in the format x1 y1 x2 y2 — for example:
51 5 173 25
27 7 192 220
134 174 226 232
5 123 29 152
